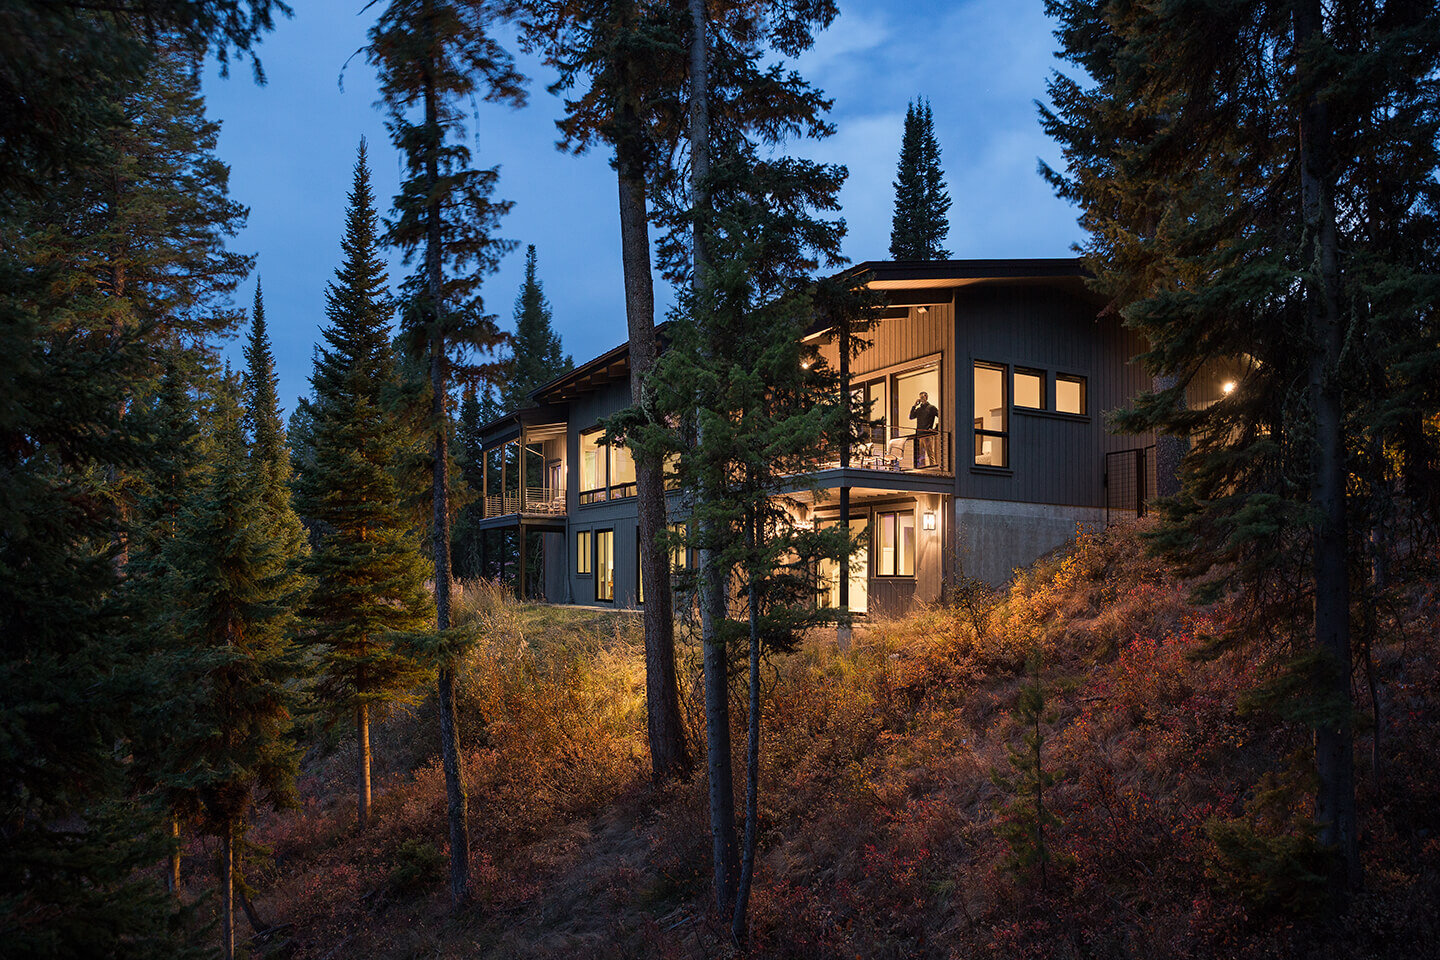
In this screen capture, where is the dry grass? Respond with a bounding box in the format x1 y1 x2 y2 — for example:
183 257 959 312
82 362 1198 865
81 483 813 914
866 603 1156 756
218 525 1440 960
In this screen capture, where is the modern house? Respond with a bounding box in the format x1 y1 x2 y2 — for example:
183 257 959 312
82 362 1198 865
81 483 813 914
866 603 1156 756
469 258 1234 615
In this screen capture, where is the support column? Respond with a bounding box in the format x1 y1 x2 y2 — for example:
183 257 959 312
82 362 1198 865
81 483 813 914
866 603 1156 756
517 526 528 601
837 323 853 651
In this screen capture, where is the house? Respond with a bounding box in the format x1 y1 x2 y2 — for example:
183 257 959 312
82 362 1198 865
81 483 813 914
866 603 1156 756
468 258 1235 614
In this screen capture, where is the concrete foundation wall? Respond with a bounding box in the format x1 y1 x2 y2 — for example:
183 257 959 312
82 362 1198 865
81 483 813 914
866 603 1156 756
953 498 1106 586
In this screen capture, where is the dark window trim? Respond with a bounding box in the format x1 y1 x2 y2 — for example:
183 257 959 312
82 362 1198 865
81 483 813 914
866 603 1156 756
872 507 917 579
1055 372 1088 416
594 528 615 603
973 359 1009 469
576 529 593 576
1013 366 1047 411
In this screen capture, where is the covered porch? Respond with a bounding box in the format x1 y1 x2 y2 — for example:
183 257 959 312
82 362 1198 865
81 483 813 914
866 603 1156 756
477 407 568 520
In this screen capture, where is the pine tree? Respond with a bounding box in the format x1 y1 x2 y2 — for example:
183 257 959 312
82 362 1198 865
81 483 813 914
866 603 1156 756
0 30 266 952
1040 0 1440 901
244 279 309 566
296 140 434 832
889 97 951 261
640 0 876 936
990 652 1064 890
504 244 572 407
367 0 525 903
516 0 695 785
165 375 301 960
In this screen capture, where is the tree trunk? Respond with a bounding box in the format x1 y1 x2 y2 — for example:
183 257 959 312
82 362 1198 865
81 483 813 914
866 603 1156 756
424 31 470 904
356 701 372 831
1296 0 1358 899
732 547 761 945
612 0 691 785
688 0 738 916
1152 374 1184 499
167 814 181 898
221 817 235 960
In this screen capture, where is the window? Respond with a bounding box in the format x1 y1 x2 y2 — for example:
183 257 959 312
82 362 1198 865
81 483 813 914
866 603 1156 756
579 429 606 504
875 509 915 577
595 529 614 601
609 441 637 499
1014 368 1046 410
1056 374 1087 415
667 521 691 571
576 530 592 575
973 361 1008 467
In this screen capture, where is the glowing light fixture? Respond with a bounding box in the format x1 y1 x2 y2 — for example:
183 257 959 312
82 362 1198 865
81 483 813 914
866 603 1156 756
917 305 929 316
922 511 936 531
1222 380 1236 395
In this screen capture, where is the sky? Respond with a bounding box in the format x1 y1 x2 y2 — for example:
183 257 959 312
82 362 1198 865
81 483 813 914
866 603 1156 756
202 0 1086 411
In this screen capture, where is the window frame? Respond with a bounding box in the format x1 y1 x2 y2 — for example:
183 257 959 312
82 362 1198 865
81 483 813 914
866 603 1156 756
972 360 1010 469
578 427 608 505
594 528 614 602
1055 373 1088 416
873 507 916 578
576 530 592 576
1013 367 1047 411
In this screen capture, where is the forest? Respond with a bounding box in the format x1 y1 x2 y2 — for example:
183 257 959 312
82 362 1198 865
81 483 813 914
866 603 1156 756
2 1 1438 958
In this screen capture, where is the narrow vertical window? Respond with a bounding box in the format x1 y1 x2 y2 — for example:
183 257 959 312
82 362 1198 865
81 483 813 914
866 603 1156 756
875 509 916 576
576 530 592 575
595 529 614 602
973 361 1008 467
579 428 606 504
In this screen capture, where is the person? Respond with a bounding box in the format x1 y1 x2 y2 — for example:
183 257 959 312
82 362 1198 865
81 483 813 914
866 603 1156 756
909 391 939 467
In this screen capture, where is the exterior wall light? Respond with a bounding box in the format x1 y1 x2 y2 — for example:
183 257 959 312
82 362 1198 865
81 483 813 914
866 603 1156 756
922 511 936 530
1222 380 1236 395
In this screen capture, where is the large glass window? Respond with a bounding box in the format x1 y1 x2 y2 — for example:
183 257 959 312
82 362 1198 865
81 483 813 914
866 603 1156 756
595 529 614 601
609 441 637 499
875 509 915 577
1056 374 1087 415
973 361 1008 467
576 530 592 575
579 429 606 504
1014 368 1046 410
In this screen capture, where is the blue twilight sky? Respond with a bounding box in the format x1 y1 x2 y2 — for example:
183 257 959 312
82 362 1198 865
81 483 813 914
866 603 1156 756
202 0 1086 412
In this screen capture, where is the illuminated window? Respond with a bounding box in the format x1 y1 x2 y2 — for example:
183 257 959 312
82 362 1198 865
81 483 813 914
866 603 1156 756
609 441 637 499
1014 368 1045 410
576 530 592 575
875 509 915 577
1056 374 1087 415
595 529 614 601
973 361 1008 468
579 429 606 504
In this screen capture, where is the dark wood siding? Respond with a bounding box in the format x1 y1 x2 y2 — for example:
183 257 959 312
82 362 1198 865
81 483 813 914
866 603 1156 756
954 282 1152 507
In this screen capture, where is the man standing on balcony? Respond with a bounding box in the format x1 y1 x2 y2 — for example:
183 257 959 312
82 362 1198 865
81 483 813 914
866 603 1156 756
909 391 939 468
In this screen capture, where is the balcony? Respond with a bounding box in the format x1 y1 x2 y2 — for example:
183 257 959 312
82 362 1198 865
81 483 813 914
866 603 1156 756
823 425 953 477
483 484 567 519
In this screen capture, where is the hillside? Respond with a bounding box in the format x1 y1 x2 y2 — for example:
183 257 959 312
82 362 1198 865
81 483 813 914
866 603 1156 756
202 522 1439 959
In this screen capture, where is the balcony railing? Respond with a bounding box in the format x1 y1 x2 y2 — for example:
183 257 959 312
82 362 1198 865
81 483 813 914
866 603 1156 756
483 485 567 519
832 425 952 476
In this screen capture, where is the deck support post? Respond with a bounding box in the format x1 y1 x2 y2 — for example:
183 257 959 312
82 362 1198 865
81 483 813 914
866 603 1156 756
517 526 528 602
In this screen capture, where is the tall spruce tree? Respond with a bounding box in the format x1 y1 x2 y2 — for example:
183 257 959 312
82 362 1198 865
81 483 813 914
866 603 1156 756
1041 0 1440 901
367 0 525 902
504 244 572 407
296 140 433 832
166 375 301 960
244 279 309 565
659 0 876 935
516 0 695 784
0 31 266 952
889 97 951 261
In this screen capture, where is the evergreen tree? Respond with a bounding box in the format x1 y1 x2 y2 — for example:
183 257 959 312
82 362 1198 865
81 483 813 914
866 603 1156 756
516 0 695 784
889 97 950 261
0 30 266 952
1040 0 1440 901
367 0 525 903
165 375 301 960
638 0 876 936
244 278 309 565
296 140 433 832
504 244 572 407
